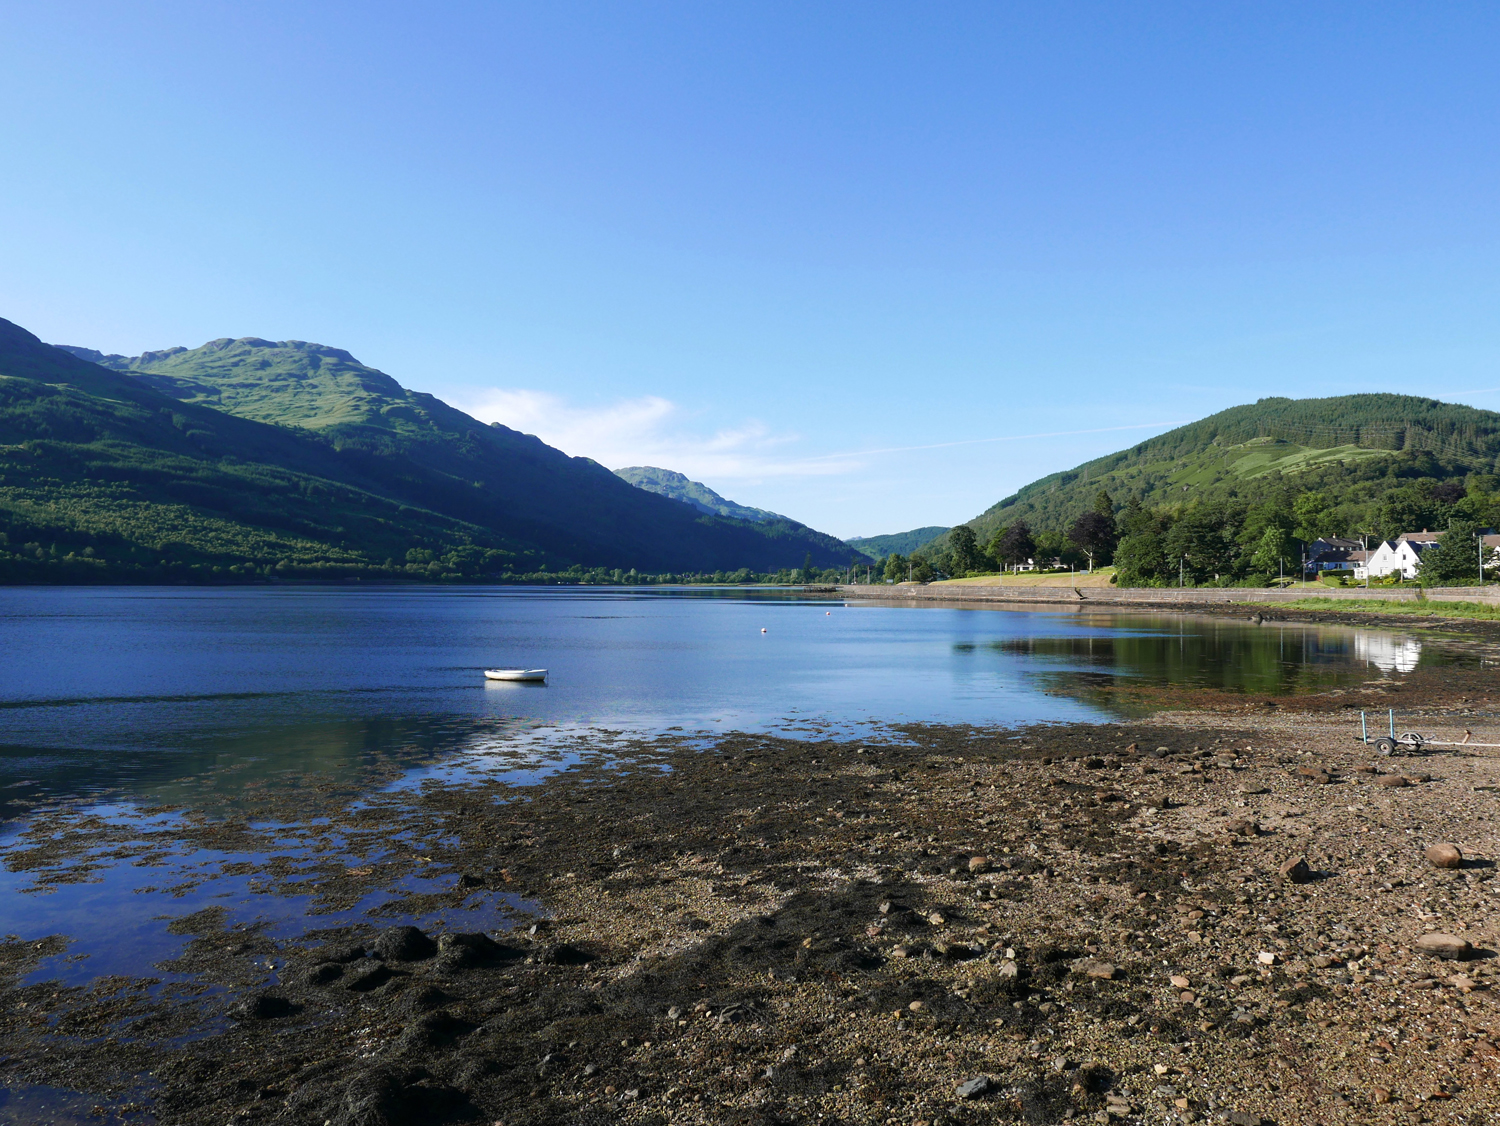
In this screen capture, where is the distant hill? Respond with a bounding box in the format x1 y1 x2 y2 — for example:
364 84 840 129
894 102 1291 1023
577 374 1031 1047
846 526 949 560
923 394 1500 547
614 466 780 522
0 321 858 583
613 466 854 560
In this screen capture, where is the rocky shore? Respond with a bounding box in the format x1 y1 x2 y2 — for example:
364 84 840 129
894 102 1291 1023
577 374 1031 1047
3 670 1500 1125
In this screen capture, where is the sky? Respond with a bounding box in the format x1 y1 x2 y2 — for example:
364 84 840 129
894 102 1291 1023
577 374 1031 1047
2 3 1499 539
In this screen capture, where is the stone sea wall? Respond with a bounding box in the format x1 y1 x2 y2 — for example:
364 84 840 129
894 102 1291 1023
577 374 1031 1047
833 582 1500 607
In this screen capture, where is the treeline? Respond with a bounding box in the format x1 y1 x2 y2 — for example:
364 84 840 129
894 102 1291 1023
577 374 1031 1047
0 534 867 588
906 471 1500 587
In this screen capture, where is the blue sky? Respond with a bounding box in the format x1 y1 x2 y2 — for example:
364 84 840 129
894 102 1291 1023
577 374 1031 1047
2 3 1499 538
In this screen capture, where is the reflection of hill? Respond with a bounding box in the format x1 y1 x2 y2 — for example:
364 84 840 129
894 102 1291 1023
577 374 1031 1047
1353 633 1423 673
0 713 540 824
993 617 1430 696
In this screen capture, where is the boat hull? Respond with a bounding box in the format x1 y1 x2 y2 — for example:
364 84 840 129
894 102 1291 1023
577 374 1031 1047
484 668 548 682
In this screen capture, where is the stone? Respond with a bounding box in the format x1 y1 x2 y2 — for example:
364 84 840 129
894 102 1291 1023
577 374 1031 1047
1224 818 1257 836
907 1000 925 1012
344 962 394 992
1169 975 1191 989
1278 856 1313 884
1415 932 1473 961
1080 960 1117 980
1227 1114 1264 1126
1375 774 1410 788
375 926 438 962
968 855 990 874
1372 1087 1392 1104
538 943 595 965
997 959 1020 980
1425 843 1464 869
956 1076 993 1099
1257 951 1278 966
233 991 293 1020
303 961 344 986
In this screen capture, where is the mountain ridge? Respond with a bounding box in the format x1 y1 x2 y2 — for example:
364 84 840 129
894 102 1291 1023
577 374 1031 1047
1 319 859 582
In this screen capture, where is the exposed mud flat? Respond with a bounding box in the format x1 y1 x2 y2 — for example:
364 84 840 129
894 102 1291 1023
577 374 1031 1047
3 680 1500 1125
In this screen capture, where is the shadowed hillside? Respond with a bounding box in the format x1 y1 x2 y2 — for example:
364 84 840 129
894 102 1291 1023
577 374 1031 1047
0 321 857 583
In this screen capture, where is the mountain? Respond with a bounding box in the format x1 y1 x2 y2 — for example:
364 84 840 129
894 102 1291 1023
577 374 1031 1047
846 526 949 560
0 320 857 583
613 466 853 559
613 466 780 522
943 393 1500 548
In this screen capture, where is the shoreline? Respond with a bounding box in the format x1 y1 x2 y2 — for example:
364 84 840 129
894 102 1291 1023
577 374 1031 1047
3 666 1500 1124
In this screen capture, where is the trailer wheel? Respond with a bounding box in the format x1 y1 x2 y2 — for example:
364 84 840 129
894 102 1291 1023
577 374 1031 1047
1374 736 1398 755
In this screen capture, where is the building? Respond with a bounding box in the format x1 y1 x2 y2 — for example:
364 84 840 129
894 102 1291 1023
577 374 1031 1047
1303 537 1366 579
1361 530 1500 580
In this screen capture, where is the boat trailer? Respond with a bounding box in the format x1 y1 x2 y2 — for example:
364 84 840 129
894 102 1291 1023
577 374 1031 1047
1358 709 1500 755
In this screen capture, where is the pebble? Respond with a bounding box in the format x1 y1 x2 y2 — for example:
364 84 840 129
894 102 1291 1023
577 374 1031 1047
1375 774 1410 788
1080 960 1117 980
1425 843 1464 869
1257 951 1278 965
955 1076 992 1099
1415 932 1473 961
1277 856 1313 884
968 855 990 874
1169 975 1191 989
1372 1087 1392 1104
1224 818 1257 836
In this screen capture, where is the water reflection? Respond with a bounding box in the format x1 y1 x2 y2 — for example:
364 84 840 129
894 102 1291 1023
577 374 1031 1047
1355 633 1424 674
990 615 1438 695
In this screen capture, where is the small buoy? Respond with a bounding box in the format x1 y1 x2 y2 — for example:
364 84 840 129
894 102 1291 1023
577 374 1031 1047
826 611 831 615
761 627 767 633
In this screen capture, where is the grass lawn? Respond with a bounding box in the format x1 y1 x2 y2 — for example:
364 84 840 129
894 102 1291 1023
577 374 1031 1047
1269 596 1500 620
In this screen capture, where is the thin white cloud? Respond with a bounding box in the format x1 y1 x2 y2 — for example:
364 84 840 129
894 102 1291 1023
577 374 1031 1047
450 388 861 479
448 388 1190 487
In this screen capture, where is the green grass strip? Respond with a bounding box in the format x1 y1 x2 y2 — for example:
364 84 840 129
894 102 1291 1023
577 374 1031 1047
1266 597 1500 620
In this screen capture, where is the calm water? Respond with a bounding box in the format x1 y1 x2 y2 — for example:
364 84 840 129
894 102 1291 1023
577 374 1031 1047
0 585 1446 815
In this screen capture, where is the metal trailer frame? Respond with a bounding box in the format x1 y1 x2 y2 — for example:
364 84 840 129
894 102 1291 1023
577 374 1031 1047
1357 709 1500 755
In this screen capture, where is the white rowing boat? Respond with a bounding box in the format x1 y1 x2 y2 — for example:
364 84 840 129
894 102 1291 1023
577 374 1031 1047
484 668 548 682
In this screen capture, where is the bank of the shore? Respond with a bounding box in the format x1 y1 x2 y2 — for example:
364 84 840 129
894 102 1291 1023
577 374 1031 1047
3 672 1500 1125
837 581 1500 609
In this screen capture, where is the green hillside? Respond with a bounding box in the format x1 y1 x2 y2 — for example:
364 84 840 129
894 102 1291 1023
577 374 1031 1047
614 466 781 523
957 395 1500 544
0 320 858 584
909 393 1500 587
846 526 949 560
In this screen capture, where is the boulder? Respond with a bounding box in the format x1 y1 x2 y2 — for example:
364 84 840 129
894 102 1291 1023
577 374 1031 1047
1416 932 1473 961
1425 843 1464 869
375 926 438 963
1278 856 1313 884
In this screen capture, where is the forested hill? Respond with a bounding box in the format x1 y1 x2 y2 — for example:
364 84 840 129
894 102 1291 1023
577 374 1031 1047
614 466 781 523
0 319 858 583
966 394 1500 542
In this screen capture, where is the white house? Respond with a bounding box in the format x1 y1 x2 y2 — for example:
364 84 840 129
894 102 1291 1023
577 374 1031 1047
1363 530 1500 580
1364 538 1432 580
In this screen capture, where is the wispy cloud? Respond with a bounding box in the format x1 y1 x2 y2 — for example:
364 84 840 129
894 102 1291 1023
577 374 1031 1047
449 387 1188 483
450 388 859 479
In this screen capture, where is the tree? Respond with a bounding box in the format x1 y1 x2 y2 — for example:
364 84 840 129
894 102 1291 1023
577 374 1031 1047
996 521 1035 570
910 558 934 583
1418 518 1485 584
949 525 981 575
1292 492 1338 543
1163 503 1238 585
1114 528 1168 586
883 552 907 582
1068 510 1117 570
1248 525 1294 581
